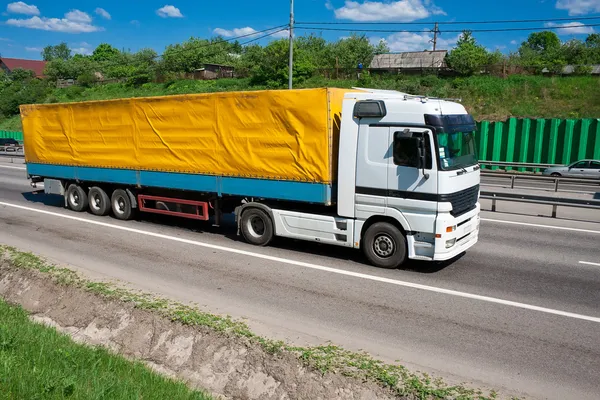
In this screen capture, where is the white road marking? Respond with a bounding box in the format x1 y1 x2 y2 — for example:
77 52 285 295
0 165 26 170
481 218 600 235
1 200 599 324
579 261 600 267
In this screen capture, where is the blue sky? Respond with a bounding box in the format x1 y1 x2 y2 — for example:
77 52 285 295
1 0 599 59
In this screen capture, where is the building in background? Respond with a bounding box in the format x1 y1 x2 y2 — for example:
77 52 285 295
0 57 47 78
369 51 448 75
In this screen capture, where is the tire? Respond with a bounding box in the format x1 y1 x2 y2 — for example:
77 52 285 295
550 172 561 177
362 222 407 269
66 184 88 212
88 186 111 216
111 189 134 220
240 208 274 246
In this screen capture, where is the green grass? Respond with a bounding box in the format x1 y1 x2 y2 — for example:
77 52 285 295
0 115 22 132
0 245 506 400
0 298 212 400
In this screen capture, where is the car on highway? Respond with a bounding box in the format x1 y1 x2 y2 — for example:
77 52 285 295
0 138 19 146
542 159 600 179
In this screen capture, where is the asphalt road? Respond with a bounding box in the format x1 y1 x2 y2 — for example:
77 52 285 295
1 160 600 400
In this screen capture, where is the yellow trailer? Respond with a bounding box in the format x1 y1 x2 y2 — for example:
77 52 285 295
22 88 352 204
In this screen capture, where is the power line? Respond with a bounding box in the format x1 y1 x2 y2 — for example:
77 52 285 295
296 15 600 25
294 24 600 34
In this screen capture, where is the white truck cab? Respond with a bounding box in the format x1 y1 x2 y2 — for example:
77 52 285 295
259 89 480 269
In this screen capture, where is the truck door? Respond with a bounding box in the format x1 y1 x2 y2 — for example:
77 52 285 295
387 127 438 232
355 125 392 213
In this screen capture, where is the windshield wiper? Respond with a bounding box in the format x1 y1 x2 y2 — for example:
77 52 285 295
456 167 468 175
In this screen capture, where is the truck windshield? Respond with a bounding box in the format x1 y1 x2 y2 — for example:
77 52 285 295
436 131 477 170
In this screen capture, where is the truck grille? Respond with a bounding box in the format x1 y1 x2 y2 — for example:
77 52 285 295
441 185 479 217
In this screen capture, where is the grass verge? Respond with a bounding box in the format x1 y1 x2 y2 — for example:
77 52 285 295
0 295 212 399
0 245 504 400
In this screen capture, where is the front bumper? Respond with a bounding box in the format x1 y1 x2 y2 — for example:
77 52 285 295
433 204 480 261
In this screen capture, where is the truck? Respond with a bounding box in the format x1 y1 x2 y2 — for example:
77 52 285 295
21 87 480 269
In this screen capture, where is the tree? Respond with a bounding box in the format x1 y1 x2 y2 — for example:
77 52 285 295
42 42 72 61
519 31 561 54
445 31 490 75
517 31 565 72
92 43 121 62
331 34 379 69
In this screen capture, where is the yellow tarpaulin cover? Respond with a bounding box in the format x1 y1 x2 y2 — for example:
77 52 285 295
21 88 354 184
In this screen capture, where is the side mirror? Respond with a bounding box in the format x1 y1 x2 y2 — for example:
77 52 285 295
416 137 425 170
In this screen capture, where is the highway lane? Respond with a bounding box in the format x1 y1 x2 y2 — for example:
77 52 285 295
2 161 600 399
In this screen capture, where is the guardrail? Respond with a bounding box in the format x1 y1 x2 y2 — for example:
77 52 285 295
480 191 600 218
481 171 599 193
479 161 561 170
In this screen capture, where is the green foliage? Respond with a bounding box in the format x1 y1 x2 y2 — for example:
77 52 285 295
0 74 50 117
42 42 72 61
160 36 240 74
92 43 121 62
445 31 494 76
6 68 35 82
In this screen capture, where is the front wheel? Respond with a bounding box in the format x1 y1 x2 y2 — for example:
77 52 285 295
550 172 561 177
362 222 407 269
240 208 274 246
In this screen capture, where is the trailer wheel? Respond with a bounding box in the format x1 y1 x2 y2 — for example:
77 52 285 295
240 208 274 246
362 222 407 269
66 184 88 212
111 189 134 220
88 187 111 216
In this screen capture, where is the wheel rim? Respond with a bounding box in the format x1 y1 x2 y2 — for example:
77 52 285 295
91 193 102 210
113 195 126 214
373 234 395 258
69 191 80 207
246 215 266 239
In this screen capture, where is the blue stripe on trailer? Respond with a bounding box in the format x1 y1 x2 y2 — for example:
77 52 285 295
26 163 332 204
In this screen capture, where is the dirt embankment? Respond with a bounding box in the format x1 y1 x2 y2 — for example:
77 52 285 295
0 261 400 400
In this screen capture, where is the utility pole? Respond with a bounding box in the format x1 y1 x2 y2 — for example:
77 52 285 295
431 22 439 51
288 0 294 89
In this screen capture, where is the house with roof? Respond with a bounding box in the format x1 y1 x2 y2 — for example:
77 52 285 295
369 50 448 74
0 57 48 78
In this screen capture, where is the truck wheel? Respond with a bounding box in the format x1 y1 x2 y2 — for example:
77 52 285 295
111 189 133 220
362 222 407 269
240 208 274 246
66 184 88 212
88 187 111 216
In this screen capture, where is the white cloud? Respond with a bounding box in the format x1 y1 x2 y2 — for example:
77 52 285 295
64 10 92 23
95 8 111 20
510 40 518 45
373 30 458 52
556 0 600 16
156 5 183 18
6 11 103 34
130 20 140 27
213 27 257 37
545 21 596 34
334 0 445 22
325 0 334 10
71 46 93 55
6 1 39 16
25 46 42 52
272 29 291 38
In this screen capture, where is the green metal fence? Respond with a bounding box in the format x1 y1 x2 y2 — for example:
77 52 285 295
476 118 600 171
0 131 23 141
